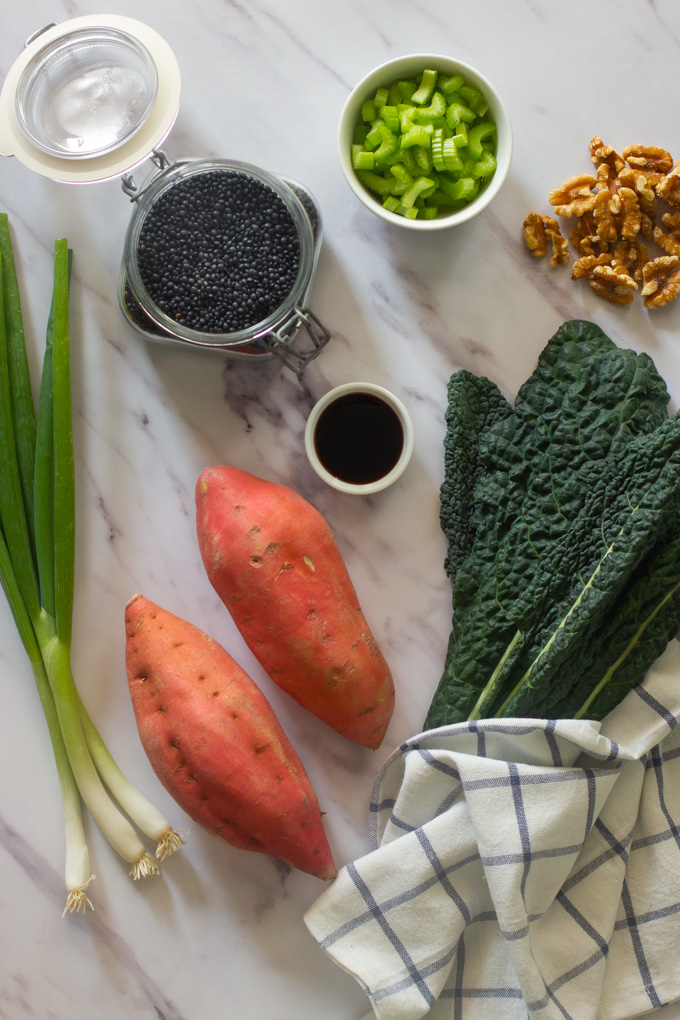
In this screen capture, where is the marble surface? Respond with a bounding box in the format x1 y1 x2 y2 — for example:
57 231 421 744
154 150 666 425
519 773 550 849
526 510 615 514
1 1 680 1018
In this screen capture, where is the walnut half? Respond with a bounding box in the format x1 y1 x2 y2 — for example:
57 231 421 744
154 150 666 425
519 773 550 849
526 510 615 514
641 256 680 308
522 213 570 266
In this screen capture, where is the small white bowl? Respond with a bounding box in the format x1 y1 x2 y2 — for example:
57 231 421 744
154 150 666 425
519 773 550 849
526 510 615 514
338 53 512 230
304 382 414 494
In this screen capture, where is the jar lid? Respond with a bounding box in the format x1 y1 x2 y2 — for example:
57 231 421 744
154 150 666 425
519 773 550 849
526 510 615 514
0 15 181 183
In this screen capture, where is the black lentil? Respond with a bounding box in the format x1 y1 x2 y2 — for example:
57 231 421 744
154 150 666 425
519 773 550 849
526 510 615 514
136 170 301 334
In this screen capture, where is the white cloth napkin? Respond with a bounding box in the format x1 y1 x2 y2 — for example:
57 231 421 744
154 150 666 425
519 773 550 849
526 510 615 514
305 639 680 1020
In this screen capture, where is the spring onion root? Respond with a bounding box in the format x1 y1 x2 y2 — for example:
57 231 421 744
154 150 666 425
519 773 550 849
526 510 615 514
0 215 184 913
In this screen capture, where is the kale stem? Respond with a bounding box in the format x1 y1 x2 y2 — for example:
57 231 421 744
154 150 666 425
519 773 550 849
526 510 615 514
467 628 522 720
574 577 680 719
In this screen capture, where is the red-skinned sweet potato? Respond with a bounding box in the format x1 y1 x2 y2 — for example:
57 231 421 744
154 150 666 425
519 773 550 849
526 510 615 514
125 594 336 880
195 466 395 749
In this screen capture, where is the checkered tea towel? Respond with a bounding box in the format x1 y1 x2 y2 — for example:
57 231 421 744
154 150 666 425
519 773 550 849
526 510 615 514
304 639 680 1020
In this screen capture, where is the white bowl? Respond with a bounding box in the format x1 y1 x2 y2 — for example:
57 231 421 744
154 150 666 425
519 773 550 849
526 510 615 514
304 382 414 494
338 53 512 230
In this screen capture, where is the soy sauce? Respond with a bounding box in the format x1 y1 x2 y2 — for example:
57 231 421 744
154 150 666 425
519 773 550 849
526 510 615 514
313 392 404 485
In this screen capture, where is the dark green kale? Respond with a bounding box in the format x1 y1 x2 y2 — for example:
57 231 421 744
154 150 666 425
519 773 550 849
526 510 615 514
426 319 678 729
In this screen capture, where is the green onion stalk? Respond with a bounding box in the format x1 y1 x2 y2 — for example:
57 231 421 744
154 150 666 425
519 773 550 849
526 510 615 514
0 215 184 915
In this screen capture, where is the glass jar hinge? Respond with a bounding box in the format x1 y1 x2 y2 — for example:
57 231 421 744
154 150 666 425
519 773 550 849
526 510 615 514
268 306 331 378
121 149 174 201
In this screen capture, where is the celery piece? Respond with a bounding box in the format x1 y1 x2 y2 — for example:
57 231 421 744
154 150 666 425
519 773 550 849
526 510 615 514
472 151 497 179
399 146 420 176
425 188 455 207
399 106 417 134
388 163 414 195
388 82 402 106
352 146 375 170
353 123 369 145
421 206 439 220
452 123 468 147
411 68 438 105
412 90 447 123
413 145 433 173
374 86 389 108
459 84 486 113
440 176 479 202
400 125 431 149
382 195 401 213
402 176 435 208
361 99 377 122
364 123 382 150
446 102 477 128
441 138 463 173
431 129 446 172
403 206 419 219
398 80 416 101
373 123 398 164
356 169 396 196
467 121 497 159
380 105 400 133
438 73 464 95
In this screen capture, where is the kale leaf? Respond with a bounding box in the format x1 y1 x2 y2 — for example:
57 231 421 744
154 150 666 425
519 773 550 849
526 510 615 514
426 319 677 729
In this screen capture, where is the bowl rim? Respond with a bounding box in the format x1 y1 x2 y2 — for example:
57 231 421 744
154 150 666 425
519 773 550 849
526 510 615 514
304 381 414 494
338 52 512 230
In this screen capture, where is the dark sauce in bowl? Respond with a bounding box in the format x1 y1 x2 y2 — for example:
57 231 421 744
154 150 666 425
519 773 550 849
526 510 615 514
313 392 404 485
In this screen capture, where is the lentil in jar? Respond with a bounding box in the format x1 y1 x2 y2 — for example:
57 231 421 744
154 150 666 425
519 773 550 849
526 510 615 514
136 169 301 334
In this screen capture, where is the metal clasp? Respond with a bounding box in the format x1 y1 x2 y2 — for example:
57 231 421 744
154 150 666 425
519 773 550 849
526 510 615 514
268 306 331 378
24 24 57 48
121 149 174 201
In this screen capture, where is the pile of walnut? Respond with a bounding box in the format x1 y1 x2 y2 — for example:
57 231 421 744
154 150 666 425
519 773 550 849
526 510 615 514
523 137 680 308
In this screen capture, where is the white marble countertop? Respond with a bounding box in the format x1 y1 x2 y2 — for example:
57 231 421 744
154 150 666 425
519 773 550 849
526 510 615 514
1 1 680 1018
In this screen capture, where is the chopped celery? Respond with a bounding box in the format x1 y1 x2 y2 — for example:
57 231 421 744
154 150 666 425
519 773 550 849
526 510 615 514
438 73 464 94
372 123 398 163
411 91 446 123
352 146 375 170
382 195 402 213
398 106 417 133
398 80 416 101
388 163 414 195
356 169 396 195
388 82 402 106
400 125 431 150
350 65 498 219
361 99 376 122
472 151 497 179
380 105 400 132
440 176 479 202
431 129 446 171
459 84 487 114
399 146 421 175
467 121 496 159
446 102 477 128
411 68 438 104
402 176 435 208
413 145 433 173
441 138 463 173
452 123 468 146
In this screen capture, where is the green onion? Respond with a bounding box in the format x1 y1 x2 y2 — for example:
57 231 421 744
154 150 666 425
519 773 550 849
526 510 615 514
0 215 184 913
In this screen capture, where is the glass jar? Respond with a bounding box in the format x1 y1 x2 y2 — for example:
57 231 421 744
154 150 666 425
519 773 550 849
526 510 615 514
119 152 330 375
0 16 332 376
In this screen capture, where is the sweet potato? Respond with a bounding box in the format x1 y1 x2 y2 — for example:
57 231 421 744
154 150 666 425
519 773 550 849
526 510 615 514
195 466 395 749
125 594 336 880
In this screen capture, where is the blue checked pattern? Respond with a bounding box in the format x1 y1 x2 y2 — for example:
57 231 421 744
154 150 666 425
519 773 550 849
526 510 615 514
305 639 680 1020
